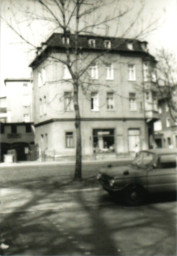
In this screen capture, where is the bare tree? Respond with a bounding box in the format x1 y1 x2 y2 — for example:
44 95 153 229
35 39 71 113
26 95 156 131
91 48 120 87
156 49 177 121
1 0 159 181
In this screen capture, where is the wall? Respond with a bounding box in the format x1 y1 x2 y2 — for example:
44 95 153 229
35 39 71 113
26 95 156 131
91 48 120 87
5 80 33 122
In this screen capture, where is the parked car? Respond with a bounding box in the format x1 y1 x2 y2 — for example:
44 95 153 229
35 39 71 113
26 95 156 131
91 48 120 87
97 149 177 205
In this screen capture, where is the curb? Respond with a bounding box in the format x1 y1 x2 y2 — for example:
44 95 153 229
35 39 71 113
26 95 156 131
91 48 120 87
0 158 133 168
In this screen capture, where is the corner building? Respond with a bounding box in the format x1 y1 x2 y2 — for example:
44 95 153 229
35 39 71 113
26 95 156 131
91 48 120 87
30 33 159 160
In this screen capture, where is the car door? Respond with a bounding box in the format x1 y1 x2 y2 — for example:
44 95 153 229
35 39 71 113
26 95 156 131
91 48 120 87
147 154 177 193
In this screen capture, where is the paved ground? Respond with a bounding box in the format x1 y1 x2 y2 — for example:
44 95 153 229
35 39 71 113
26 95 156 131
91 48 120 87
0 160 176 256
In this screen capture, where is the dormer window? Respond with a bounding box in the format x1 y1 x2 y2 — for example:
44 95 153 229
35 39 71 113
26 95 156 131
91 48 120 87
104 40 111 49
127 42 133 50
62 36 70 45
88 39 96 48
141 42 148 51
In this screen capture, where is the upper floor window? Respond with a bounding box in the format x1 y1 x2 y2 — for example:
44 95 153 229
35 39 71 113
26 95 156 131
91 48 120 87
39 98 43 116
166 104 169 112
145 92 150 101
42 68 46 84
0 98 7 108
128 64 136 81
88 39 96 48
158 106 162 114
63 65 72 79
129 93 137 111
90 64 98 79
127 42 133 50
91 92 99 111
152 94 158 111
104 40 111 49
43 96 47 115
151 71 157 82
65 132 74 148
64 92 73 111
166 118 170 127
143 63 149 82
167 137 172 146
23 95 30 107
24 114 30 122
106 64 114 80
38 72 42 87
62 36 70 45
106 92 114 110
141 42 148 51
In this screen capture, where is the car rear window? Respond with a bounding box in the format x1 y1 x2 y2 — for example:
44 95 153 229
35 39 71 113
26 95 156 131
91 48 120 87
159 154 177 168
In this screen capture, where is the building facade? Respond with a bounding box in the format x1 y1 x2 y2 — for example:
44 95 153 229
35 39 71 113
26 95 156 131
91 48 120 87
154 98 177 149
0 122 34 161
0 79 35 161
30 33 158 159
4 78 33 123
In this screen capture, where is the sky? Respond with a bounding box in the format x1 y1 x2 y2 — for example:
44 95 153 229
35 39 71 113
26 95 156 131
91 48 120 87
0 0 177 94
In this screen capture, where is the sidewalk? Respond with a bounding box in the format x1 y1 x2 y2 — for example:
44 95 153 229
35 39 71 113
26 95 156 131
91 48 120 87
0 155 133 168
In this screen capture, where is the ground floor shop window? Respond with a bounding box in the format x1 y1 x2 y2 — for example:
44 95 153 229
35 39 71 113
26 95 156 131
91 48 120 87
93 129 115 153
65 132 74 148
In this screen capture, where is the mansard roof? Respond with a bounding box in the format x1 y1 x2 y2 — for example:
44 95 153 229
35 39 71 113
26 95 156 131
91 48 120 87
30 33 156 68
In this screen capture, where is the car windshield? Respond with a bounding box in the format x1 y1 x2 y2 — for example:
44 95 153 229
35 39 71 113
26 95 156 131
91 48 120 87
132 151 155 168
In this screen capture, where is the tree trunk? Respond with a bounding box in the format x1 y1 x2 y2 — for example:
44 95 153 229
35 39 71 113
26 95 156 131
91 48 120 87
73 82 82 181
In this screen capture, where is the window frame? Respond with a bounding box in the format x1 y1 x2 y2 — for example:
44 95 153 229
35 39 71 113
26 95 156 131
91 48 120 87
23 114 30 122
166 118 170 128
128 64 136 81
38 72 42 87
62 36 70 45
65 131 74 148
64 91 73 112
129 92 137 111
89 64 98 79
104 40 111 49
127 42 133 50
106 64 114 80
88 39 96 48
143 63 149 82
106 92 115 110
91 92 99 111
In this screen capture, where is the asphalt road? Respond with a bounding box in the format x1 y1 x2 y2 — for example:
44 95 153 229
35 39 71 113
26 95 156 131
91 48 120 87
0 160 130 185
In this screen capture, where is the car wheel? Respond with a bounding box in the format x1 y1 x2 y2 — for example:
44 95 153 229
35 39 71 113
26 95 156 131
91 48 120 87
124 185 145 206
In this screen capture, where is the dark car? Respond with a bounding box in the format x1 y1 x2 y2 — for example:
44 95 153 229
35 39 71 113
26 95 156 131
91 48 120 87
97 149 177 205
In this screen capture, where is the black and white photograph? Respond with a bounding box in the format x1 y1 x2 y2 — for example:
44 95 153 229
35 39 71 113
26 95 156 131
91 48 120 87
0 0 176 255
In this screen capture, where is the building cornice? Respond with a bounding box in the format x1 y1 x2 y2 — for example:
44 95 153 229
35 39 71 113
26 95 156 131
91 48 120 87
35 117 147 127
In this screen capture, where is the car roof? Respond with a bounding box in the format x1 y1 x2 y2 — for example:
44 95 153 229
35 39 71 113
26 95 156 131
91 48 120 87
141 148 177 156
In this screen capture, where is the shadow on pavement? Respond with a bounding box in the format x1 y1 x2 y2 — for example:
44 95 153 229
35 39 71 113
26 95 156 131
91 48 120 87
0 177 120 256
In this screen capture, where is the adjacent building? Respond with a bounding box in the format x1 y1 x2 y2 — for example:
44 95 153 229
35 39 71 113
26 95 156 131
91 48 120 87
30 33 159 160
0 78 35 161
154 93 177 149
4 78 33 122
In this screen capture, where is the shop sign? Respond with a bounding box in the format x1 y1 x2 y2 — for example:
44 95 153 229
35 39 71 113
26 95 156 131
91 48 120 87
98 131 110 135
